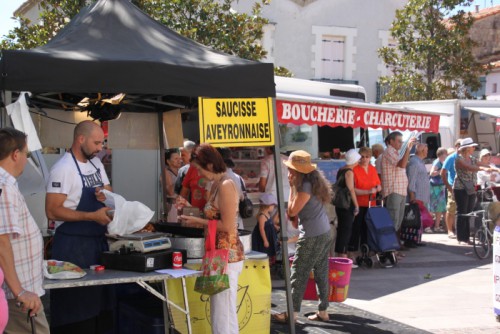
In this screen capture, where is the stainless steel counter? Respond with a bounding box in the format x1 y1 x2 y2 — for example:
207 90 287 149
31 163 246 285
43 268 199 334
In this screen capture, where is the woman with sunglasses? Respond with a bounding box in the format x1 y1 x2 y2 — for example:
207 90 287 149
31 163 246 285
349 147 381 259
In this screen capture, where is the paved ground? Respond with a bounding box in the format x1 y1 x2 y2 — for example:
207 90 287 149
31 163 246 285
270 232 500 334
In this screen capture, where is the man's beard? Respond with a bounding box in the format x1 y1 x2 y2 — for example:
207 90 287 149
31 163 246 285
81 146 96 160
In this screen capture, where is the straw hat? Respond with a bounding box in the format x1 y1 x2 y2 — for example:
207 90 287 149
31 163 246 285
345 149 361 165
458 137 478 150
283 150 317 174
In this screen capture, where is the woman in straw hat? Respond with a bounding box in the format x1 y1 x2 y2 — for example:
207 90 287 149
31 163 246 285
272 150 333 323
454 138 493 244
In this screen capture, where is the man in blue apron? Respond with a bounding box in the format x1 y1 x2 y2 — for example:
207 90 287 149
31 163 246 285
46 121 114 334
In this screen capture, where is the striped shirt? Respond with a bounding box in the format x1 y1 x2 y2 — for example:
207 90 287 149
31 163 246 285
0 167 44 299
381 145 408 197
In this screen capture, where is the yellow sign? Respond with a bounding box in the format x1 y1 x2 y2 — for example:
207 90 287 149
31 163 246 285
167 258 272 333
199 97 274 147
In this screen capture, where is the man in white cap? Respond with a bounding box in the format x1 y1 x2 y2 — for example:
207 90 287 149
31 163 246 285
381 131 417 251
477 148 500 188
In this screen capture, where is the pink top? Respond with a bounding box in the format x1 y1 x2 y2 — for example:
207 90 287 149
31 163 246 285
0 268 8 333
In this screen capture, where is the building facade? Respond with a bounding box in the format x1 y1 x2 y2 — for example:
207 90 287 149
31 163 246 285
231 0 407 102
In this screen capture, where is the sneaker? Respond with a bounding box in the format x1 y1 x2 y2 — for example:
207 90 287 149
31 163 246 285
435 227 446 233
424 227 434 233
351 263 359 269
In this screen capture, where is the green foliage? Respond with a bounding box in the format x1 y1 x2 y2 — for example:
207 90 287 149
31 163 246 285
274 66 293 77
134 0 269 61
378 0 485 101
0 0 84 50
1 0 270 62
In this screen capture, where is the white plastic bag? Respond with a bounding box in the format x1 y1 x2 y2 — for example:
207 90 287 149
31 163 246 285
102 189 155 236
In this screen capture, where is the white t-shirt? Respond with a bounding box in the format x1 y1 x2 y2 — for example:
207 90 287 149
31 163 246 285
259 153 290 201
47 152 110 227
477 163 500 187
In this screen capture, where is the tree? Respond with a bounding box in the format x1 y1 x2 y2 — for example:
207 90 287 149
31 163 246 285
1 0 269 62
378 0 486 101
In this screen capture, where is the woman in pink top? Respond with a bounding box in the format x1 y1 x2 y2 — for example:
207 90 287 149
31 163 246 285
0 267 8 332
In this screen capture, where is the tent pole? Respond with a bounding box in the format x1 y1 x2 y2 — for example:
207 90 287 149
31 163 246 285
158 111 168 220
271 98 295 333
1 90 12 127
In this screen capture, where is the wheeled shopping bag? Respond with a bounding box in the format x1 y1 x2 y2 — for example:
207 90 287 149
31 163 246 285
358 199 400 268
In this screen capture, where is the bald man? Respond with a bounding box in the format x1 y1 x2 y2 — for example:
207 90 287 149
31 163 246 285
46 120 114 333
407 143 430 205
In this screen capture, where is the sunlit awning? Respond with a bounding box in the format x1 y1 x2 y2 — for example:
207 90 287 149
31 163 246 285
463 107 500 118
276 93 440 133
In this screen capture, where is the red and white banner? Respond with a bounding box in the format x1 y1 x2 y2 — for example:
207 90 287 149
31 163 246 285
277 100 440 133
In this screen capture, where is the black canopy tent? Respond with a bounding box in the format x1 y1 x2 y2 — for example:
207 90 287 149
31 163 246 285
0 0 296 332
0 0 274 101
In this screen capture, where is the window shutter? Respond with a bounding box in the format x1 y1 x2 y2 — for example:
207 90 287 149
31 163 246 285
321 35 344 80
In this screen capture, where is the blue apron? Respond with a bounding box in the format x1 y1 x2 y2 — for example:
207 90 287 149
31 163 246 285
50 151 114 328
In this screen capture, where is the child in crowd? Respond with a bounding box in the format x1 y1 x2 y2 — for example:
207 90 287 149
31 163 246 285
275 216 300 258
251 193 279 263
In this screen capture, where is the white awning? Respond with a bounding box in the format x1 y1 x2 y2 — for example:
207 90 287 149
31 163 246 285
277 92 445 115
464 107 500 118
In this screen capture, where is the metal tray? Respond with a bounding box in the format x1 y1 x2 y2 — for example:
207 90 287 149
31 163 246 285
152 222 204 238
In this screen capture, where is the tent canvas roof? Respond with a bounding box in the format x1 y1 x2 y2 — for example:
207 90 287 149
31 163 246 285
0 0 275 101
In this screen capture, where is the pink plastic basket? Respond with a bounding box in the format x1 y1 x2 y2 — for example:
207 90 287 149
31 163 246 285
290 257 353 302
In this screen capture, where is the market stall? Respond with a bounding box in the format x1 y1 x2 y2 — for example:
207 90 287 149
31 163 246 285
0 0 282 332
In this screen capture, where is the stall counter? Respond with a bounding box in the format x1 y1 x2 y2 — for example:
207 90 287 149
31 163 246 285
167 252 271 334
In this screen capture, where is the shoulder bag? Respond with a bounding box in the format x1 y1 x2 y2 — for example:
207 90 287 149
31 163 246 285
238 177 254 218
457 173 476 195
332 168 352 209
455 157 476 195
430 161 444 186
194 220 230 296
401 202 421 229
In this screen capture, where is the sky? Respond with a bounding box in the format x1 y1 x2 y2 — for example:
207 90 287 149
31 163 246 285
1 0 500 39
0 0 27 38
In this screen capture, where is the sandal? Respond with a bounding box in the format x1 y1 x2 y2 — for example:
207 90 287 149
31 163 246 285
272 312 297 324
308 312 329 322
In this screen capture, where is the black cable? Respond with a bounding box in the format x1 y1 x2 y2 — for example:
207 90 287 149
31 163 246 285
29 109 77 125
